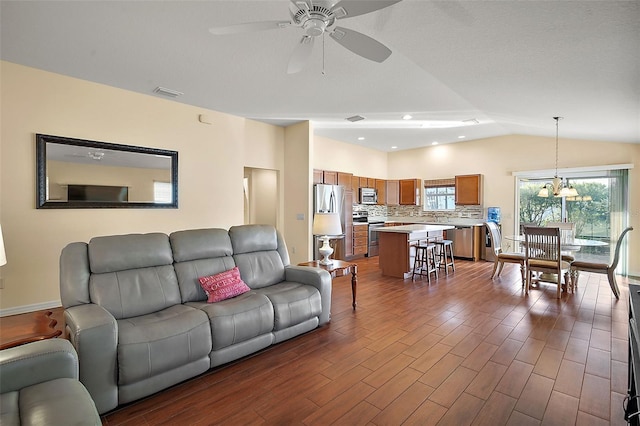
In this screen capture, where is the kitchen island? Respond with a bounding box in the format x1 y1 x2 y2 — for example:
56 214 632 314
376 224 455 278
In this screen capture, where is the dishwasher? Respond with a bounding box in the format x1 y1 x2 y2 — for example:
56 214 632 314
446 226 475 259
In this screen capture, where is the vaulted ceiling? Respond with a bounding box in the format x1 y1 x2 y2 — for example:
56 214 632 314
1 1 638 151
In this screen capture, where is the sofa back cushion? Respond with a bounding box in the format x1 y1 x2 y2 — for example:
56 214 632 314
87 233 181 319
170 228 236 302
228 225 286 289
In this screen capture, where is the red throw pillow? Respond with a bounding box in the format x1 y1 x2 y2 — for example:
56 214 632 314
198 267 250 303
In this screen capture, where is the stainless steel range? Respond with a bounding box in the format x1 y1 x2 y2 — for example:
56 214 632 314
367 221 385 257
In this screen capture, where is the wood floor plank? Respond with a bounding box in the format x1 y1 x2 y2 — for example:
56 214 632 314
471 391 517 426
465 361 508 400
540 391 579 426
513 373 555 420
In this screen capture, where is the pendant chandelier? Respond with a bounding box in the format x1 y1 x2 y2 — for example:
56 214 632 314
537 116 578 198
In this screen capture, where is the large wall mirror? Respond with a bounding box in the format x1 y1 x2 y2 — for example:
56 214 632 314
36 134 178 209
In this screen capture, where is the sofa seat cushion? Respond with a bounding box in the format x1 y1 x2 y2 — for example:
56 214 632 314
1 378 100 426
254 282 322 331
117 305 211 385
188 292 274 351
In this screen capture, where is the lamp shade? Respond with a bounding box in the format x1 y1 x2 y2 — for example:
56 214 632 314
0 224 6 266
312 213 342 236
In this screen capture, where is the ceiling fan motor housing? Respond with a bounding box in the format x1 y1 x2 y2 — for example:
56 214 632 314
294 4 335 36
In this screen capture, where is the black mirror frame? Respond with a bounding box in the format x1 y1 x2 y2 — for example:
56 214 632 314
36 134 178 209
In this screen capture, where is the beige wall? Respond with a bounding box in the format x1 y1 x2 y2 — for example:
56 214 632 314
313 134 388 179
284 122 313 265
0 62 292 313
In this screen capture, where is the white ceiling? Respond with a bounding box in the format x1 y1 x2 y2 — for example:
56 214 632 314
1 0 639 152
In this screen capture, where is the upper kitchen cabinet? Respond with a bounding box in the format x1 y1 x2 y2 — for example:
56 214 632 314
399 179 422 205
386 180 399 206
455 174 483 205
337 172 353 190
323 171 338 185
375 179 386 205
313 169 324 184
351 175 360 193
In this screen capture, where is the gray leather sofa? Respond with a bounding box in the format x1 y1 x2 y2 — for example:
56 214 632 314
0 339 101 425
59 224 331 414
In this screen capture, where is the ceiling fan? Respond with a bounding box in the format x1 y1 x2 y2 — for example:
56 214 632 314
209 0 402 74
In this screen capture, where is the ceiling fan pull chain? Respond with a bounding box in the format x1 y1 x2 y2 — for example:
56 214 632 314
322 33 326 75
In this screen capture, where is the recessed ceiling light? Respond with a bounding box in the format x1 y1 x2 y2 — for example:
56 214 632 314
345 115 365 122
402 114 412 120
432 141 438 145
458 136 466 139
357 136 365 140
391 146 398 149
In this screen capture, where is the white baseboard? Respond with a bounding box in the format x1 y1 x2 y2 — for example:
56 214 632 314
0 300 62 317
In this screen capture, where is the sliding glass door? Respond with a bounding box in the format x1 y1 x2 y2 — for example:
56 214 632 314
516 169 629 272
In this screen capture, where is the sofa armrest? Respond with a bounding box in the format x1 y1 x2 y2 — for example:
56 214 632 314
65 303 118 414
0 339 78 393
285 266 332 325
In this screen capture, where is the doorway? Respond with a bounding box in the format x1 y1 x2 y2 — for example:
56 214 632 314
244 167 279 227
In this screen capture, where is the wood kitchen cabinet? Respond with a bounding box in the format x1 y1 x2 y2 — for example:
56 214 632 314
351 176 361 193
455 174 483 205
323 171 338 185
367 178 376 188
353 225 368 256
313 169 324 184
386 180 399 206
375 179 386 205
399 179 422 205
344 190 354 257
337 172 353 190
359 177 369 188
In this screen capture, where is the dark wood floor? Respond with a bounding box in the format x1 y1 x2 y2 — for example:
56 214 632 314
2 257 635 425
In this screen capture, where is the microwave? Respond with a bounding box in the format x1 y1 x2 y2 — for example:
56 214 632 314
359 187 377 204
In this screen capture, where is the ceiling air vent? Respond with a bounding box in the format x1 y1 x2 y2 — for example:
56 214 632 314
153 87 184 98
346 115 365 122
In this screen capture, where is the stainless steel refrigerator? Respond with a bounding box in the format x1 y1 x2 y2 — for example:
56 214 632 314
313 184 345 261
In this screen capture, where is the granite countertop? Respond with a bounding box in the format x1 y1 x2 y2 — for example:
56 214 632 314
375 224 455 234
377 218 485 227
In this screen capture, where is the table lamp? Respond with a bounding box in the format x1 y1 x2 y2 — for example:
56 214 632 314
313 213 342 265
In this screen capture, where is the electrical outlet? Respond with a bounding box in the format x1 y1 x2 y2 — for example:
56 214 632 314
292 246 296 254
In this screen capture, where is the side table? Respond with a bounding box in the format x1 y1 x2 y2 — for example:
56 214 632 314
298 259 358 309
0 310 63 350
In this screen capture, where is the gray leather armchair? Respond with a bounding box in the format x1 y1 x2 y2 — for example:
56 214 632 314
0 339 101 425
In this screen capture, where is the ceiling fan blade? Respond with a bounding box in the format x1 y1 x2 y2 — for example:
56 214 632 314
332 0 402 19
330 26 392 63
287 36 315 74
209 21 291 35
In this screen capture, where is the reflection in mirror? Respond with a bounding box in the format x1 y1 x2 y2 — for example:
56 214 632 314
36 134 178 209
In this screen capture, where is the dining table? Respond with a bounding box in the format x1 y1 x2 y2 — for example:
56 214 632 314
504 234 608 288
504 234 608 250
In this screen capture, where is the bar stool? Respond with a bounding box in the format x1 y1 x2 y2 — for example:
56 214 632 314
434 239 455 275
412 243 438 283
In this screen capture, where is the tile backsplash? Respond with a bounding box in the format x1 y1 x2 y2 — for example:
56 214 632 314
353 203 484 221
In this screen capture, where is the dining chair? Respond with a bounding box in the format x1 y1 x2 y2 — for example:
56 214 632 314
545 221 578 262
570 226 633 299
485 222 526 285
524 226 571 299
